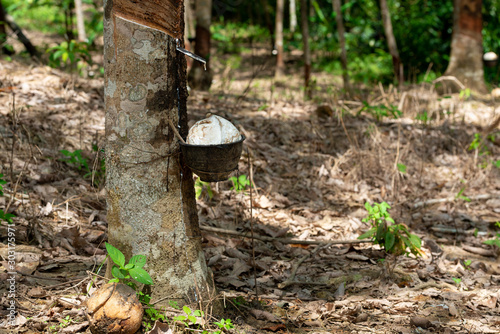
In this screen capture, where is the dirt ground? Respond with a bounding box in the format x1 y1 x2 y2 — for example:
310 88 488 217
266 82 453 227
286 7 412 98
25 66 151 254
0 45 499 334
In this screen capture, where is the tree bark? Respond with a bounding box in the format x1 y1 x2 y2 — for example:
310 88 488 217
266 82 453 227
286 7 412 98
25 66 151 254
74 0 87 42
103 0 213 306
5 15 39 58
332 0 350 94
0 2 13 55
379 0 403 87
444 0 487 94
275 0 285 78
290 0 297 33
64 1 75 41
188 0 213 91
0 2 7 48
261 0 274 49
184 0 195 71
301 0 311 98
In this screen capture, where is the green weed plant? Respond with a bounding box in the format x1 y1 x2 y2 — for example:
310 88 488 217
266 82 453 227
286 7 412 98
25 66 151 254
105 242 153 286
468 132 500 169
0 174 15 223
195 179 214 200
230 174 252 192
484 222 500 248
60 148 105 186
358 102 402 121
47 40 91 72
173 305 234 334
358 202 422 257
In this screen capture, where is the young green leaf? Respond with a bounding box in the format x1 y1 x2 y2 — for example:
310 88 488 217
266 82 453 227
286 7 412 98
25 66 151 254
105 242 126 268
484 239 500 248
129 267 153 285
183 305 192 316
385 232 395 251
358 228 376 240
409 234 422 249
60 150 71 157
397 163 407 173
129 255 147 268
112 266 126 279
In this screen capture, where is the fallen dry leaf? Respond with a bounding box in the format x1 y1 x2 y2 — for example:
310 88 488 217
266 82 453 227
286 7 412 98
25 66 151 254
249 309 281 322
145 321 172 334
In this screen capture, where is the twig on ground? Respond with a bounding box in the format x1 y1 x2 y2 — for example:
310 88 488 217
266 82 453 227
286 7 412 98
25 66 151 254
411 280 457 291
433 76 465 90
200 225 370 245
278 242 332 289
414 194 500 208
391 123 402 199
247 146 259 196
48 277 88 290
462 245 497 257
248 148 258 299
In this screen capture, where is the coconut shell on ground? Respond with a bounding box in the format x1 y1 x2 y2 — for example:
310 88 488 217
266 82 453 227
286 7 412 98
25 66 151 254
85 283 143 334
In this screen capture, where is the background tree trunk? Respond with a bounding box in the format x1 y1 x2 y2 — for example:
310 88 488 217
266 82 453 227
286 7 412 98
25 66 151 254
63 1 75 41
380 0 403 87
332 0 350 94
275 0 285 78
261 0 275 49
444 0 487 93
188 0 213 91
5 14 39 58
184 0 195 71
74 0 87 42
0 2 13 55
290 0 297 33
103 0 213 305
301 0 311 98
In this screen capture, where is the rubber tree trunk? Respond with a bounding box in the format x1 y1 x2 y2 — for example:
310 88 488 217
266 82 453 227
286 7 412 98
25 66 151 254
290 0 297 32
188 0 213 90
103 0 213 306
64 1 75 41
261 0 274 49
5 15 39 58
332 0 350 94
74 0 87 42
300 0 311 98
275 0 285 78
444 0 487 94
380 0 403 88
0 2 12 55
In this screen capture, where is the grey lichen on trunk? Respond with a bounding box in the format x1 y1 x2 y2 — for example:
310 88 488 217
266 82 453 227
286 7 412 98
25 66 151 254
103 0 212 305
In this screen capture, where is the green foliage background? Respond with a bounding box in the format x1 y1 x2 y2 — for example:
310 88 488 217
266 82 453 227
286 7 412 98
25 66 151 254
2 0 500 84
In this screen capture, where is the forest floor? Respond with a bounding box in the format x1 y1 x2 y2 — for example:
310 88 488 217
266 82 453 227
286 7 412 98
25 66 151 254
0 44 499 334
